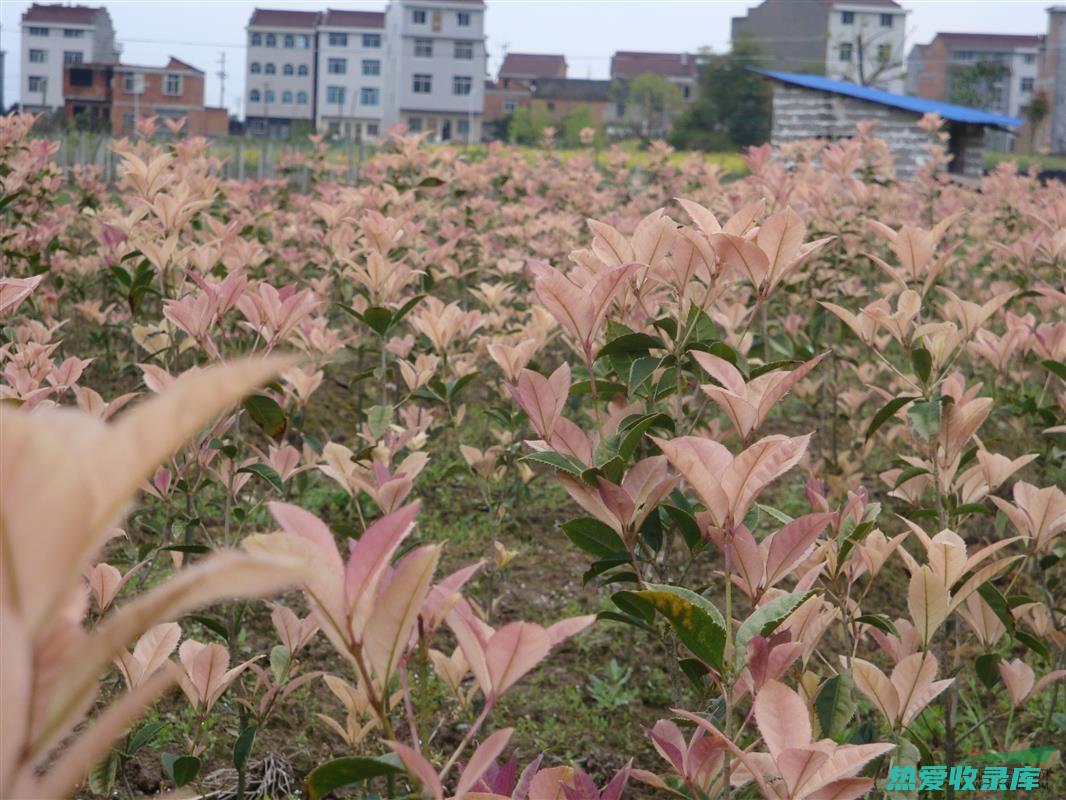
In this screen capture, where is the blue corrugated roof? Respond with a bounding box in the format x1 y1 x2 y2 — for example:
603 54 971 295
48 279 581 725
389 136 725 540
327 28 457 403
753 68 1022 129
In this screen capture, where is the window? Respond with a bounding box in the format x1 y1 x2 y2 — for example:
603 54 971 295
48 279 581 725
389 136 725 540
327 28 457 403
251 32 262 46
282 90 293 103
1024 53 1036 64
408 116 422 132
413 8 426 23
361 87 380 105
283 63 294 75
62 51 82 65
363 33 381 48
457 117 469 135
329 32 348 47
503 98 516 113
415 38 433 57
249 89 261 102
328 57 347 74
616 102 625 117
880 13 893 27
877 43 891 63
457 11 471 26
284 34 294 48
453 75 472 95
69 68 92 87
265 89 275 102
297 90 308 103
164 73 182 96
123 113 135 131
454 40 474 60
413 73 432 93
839 42 853 62
265 33 276 47
29 49 46 63
265 62 276 74
64 28 84 38
28 26 48 36
362 59 381 76
250 62 262 74
432 9 442 31
1022 77 1034 92
124 72 144 93
841 11 854 24
683 84 691 99
298 64 309 76
326 85 346 104
28 76 45 92
297 35 310 48
367 123 379 136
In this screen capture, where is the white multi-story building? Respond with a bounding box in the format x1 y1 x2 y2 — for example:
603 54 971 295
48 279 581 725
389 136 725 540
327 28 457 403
732 0 907 93
382 0 486 142
244 8 318 138
20 2 117 112
315 9 386 140
824 2 908 93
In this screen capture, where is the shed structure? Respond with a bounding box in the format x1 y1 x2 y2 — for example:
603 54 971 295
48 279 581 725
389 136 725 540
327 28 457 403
755 69 1021 179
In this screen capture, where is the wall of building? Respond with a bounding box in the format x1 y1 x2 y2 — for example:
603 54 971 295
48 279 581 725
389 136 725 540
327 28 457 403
384 0 485 142
110 65 205 134
315 25 385 137
22 22 95 110
769 83 987 179
731 0 828 72
245 25 316 127
824 4 907 92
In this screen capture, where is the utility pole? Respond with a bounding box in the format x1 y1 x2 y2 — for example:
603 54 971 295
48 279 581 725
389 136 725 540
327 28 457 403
217 52 226 108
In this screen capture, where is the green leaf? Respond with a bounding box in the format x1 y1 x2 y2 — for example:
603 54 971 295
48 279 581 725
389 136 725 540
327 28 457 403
361 306 394 336
678 657 710 689
367 404 393 440
159 544 211 554
1016 630 1051 662
571 379 628 397
815 670 856 741
243 394 287 441
977 584 1015 635
893 465 931 488
907 399 941 442
967 746 1059 766
185 613 230 642
633 583 726 671
911 347 932 383
1041 359 1066 381
162 754 201 788
735 590 814 669
127 721 169 756
89 749 119 796
663 504 702 550
627 356 663 399
865 396 918 441
610 590 656 624
418 176 445 187
562 517 627 558
270 644 292 685
305 756 405 800
855 614 899 636
446 371 479 401
598 331 666 359
237 463 285 495
597 610 656 634
976 653 1000 688
233 725 257 772
519 451 586 477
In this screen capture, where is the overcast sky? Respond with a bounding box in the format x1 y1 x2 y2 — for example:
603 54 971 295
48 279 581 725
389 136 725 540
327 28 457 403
0 0 1054 114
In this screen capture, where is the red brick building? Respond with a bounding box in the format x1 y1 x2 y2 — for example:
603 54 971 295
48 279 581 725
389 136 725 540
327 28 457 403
64 56 228 136
484 52 567 130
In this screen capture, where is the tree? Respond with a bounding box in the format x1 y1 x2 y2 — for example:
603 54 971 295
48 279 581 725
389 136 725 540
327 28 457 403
507 101 553 146
624 73 683 139
1024 90 1050 153
948 61 1010 110
562 104 602 148
670 38 771 151
830 26 905 89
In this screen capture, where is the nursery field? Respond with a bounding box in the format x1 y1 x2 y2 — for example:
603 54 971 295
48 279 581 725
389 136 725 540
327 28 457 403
1 112 1064 800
